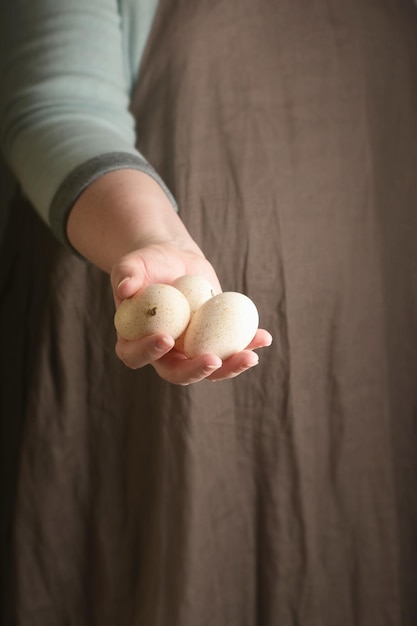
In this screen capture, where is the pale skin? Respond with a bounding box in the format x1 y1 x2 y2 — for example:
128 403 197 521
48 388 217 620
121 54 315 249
67 169 272 385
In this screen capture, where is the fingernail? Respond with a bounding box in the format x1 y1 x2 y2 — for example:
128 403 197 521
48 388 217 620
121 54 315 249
203 364 220 375
117 277 131 290
245 355 259 368
155 337 174 352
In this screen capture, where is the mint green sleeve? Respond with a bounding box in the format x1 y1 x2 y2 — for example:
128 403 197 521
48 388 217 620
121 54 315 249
0 0 174 246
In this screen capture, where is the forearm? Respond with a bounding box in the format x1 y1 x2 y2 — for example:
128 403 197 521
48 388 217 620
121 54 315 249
0 0 158 231
66 169 201 273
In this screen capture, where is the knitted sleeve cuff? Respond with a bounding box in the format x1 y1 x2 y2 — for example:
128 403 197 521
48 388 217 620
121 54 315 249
49 152 178 250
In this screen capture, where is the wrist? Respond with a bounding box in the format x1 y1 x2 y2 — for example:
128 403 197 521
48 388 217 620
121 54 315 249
66 169 192 272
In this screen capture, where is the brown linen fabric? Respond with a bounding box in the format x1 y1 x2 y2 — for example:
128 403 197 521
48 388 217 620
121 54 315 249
1 1 417 624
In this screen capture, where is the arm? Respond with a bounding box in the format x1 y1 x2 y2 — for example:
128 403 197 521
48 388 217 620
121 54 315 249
0 1 271 384
0 0 165 240
67 169 272 384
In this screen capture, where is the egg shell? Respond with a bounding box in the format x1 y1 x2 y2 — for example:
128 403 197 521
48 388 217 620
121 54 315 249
183 292 259 360
172 274 217 315
114 284 190 341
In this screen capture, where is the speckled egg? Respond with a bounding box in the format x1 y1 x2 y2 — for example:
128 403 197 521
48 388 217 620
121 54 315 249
172 274 217 314
182 292 259 360
114 284 190 341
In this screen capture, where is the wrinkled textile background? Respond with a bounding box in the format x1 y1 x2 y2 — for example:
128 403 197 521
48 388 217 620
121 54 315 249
1 1 417 624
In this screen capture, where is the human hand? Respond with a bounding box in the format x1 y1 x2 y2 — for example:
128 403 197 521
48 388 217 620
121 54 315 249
66 168 271 384
110 242 272 384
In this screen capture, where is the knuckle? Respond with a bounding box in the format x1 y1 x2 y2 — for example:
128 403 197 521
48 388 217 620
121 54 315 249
115 341 139 370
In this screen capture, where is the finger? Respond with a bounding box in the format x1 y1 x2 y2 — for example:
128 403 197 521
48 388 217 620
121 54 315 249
206 329 272 381
207 350 260 382
153 351 222 385
110 255 150 305
115 334 175 369
112 273 146 306
153 328 272 384
245 328 273 350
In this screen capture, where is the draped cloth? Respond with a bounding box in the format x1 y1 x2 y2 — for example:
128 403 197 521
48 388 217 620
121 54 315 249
1 1 417 624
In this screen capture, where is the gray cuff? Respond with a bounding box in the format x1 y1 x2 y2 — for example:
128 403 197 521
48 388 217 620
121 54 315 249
49 152 178 251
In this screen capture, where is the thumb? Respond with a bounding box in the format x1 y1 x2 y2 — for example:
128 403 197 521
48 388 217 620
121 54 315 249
110 257 148 304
